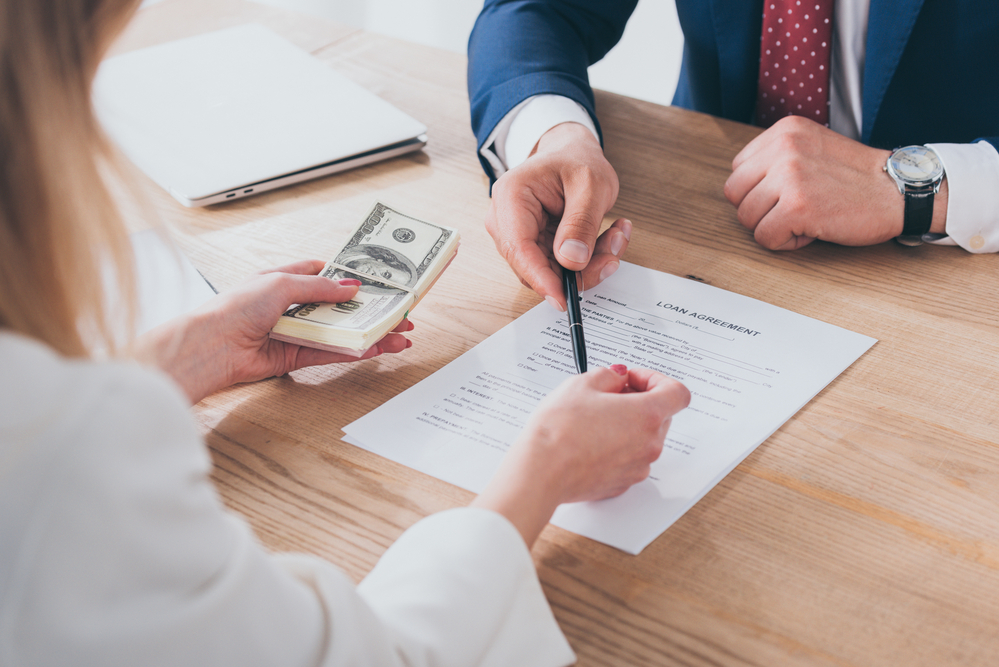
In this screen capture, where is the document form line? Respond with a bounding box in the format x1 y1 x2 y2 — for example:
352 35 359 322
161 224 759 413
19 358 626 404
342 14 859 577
644 351 762 386
585 305 640 322
501 372 556 392
493 390 538 409
614 306 769 371
632 335 773 378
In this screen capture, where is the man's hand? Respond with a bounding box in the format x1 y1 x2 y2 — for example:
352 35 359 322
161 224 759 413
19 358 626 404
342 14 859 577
724 116 948 250
486 122 631 310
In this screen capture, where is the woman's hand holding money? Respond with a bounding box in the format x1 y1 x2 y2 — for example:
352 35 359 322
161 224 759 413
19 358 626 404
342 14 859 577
132 260 413 404
471 365 690 547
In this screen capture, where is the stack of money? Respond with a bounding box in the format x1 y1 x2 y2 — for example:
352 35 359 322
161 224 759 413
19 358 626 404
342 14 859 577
270 202 459 356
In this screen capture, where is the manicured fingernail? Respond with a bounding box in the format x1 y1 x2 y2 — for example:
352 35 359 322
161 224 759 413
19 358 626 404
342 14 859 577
558 239 590 264
622 219 632 241
405 339 412 349
610 231 625 256
599 260 619 282
375 345 383 356
407 320 416 331
610 364 628 375
339 278 362 286
545 295 565 312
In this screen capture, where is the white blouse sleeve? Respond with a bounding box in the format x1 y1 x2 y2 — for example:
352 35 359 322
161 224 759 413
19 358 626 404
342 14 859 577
1 353 573 667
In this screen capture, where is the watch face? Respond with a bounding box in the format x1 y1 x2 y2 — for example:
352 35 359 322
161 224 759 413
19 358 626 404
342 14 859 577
888 145 944 184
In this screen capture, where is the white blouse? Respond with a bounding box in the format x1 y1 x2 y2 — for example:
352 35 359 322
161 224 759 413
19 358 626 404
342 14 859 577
0 332 575 667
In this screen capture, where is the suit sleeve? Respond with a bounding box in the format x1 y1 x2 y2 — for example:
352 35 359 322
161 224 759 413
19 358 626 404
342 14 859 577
467 0 638 181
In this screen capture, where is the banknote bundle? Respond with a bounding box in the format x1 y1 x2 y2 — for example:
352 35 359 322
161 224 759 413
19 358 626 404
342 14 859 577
270 202 459 356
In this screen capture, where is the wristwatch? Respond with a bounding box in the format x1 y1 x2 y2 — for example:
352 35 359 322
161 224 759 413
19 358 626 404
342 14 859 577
884 145 945 246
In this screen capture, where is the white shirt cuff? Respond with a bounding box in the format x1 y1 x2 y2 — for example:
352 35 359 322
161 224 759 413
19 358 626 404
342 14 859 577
479 95 599 178
479 97 535 180
926 141 999 253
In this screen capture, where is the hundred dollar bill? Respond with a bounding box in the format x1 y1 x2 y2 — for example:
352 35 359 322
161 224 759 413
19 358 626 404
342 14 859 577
270 202 459 355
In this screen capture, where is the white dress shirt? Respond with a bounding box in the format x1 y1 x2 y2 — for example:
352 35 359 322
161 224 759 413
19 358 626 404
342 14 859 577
0 332 576 667
480 0 999 254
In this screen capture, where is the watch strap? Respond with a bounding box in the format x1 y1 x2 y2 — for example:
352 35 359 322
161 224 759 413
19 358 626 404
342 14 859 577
901 186 934 237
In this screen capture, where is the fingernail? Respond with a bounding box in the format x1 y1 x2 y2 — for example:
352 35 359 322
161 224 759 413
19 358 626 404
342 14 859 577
558 239 590 264
610 364 628 376
622 219 632 241
545 295 565 312
405 339 412 349
610 231 625 256
599 260 619 282
339 279 362 286
407 320 416 331
375 345 383 356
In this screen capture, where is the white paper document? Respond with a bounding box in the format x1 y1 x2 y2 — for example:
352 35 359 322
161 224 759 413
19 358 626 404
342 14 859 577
345 261 876 554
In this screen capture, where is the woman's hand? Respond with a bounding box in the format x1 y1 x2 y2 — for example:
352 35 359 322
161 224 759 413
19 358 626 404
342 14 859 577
132 260 412 404
472 365 690 547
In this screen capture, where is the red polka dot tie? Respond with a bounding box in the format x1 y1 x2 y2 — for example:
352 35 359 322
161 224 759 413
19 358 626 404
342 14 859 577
755 0 834 128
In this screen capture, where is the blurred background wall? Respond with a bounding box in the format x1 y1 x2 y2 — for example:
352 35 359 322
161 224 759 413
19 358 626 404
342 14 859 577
140 0 683 105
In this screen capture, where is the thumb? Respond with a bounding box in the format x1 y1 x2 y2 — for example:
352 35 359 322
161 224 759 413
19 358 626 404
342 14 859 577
552 186 606 271
272 274 361 308
625 369 692 418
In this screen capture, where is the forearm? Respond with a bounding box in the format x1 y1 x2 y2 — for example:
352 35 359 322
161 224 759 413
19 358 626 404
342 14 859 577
131 309 228 404
471 442 563 549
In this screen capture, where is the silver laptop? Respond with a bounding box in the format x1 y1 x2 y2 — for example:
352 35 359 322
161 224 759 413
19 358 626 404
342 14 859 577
93 24 428 207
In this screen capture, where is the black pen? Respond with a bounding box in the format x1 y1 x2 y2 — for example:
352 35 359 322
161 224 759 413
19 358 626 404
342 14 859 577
561 265 587 374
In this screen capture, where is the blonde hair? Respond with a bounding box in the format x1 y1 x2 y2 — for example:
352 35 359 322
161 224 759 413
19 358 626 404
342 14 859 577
0 0 141 357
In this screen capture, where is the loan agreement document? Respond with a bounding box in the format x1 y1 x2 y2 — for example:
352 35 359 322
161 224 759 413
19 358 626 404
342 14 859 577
344 261 876 554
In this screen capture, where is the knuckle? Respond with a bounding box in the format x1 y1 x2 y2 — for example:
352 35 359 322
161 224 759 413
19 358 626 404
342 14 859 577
722 178 736 201
565 168 598 194
483 210 499 236
754 224 781 250
782 187 809 215
640 408 662 434
508 242 540 273
777 115 808 133
559 213 599 238
605 485 627 499
775 131 798 154
673 382 692 409
263 272 289 289
495 236 517 259
633 464 652 485
735 205 756 229
568 166 614 201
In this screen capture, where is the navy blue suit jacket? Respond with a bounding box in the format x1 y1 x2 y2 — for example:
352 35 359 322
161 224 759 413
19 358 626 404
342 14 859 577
468 0 999 182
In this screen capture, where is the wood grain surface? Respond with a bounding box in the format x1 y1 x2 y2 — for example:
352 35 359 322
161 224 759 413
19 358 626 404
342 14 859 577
111 2 999 665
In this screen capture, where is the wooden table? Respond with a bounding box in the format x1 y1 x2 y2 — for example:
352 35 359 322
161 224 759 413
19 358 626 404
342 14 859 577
113 2 999 665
